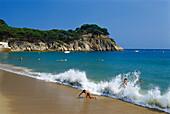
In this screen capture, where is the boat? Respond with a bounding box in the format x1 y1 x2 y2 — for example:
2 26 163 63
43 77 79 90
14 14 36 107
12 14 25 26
135 50 139 52
64 51 70 53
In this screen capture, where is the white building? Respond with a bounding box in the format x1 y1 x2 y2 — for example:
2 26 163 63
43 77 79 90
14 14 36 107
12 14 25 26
0 42 11 51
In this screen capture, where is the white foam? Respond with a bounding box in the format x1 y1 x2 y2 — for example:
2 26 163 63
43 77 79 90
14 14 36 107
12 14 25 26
0 63 169 113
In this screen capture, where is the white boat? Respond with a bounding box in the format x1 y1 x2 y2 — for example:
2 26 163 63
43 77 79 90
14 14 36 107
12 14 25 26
135 50 139 52
64 51 70 53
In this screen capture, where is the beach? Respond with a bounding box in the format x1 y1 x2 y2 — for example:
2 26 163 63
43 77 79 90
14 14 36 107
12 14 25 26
0 69 166 114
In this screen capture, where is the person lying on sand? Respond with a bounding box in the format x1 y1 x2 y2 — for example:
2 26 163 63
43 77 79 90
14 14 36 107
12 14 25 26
77 90 97 99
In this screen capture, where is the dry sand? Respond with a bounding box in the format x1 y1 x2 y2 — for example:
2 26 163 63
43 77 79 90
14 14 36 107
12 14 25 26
0 94 11 113
0 69 166 114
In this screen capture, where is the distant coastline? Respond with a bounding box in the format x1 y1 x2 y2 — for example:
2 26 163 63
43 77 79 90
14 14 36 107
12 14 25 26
0 19 124 52
124 48 170 50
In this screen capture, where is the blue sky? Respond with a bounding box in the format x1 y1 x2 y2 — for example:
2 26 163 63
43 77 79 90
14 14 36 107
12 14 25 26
0 0 170 49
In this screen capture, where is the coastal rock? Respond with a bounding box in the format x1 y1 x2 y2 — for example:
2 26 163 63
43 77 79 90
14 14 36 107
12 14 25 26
8 36 124 52
1 20 124 52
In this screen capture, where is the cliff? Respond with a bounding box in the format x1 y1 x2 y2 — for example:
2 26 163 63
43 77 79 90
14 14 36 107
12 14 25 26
0 19 124 52
8 36 124 52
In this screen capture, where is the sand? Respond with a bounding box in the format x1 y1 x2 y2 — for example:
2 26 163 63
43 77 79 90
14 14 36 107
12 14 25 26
0 69 166 114
0 94 11 113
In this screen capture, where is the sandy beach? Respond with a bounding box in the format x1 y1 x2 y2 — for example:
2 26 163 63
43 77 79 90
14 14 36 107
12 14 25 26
0 69 166 114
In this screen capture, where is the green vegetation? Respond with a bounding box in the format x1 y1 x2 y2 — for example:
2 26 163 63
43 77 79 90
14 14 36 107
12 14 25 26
75 24 109 36
0 19 113 43
0 19 8 26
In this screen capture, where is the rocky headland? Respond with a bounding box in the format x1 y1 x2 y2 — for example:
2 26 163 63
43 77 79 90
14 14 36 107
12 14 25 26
0 19 124 52
8 35 124 51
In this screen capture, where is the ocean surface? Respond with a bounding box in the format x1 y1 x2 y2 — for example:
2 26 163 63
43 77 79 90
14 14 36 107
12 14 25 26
0 49 170 113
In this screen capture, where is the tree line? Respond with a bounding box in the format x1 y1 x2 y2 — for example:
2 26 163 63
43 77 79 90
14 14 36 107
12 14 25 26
0 19 112 43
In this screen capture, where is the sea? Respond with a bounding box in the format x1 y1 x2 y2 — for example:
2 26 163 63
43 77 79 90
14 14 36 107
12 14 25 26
0 49 170 113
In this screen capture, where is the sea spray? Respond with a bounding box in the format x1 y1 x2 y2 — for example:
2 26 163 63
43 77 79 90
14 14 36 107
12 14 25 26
34 69 88 87
0 63 169 113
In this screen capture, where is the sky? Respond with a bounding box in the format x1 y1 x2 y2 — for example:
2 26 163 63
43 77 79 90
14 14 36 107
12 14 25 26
0 0 170 49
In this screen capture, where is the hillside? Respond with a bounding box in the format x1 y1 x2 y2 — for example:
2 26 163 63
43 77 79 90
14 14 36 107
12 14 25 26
0 19 124 51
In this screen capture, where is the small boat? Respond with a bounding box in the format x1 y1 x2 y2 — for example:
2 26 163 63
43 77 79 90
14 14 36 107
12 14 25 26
64 51 70 53
135 50 139 52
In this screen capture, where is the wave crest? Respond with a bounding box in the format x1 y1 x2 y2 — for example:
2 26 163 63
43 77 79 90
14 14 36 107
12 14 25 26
0 63 169 113
30 69 170 113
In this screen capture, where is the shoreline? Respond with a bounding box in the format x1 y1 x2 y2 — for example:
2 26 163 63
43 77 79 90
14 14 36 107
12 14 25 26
0 69 166 114
0 49 124 52
1 48 170 53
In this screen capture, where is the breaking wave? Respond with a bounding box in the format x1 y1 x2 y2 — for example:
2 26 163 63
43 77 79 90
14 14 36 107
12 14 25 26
0 63 169 113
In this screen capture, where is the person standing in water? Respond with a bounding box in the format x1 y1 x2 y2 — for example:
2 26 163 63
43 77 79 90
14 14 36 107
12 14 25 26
139 78 142 83
139 78 144 84
77 90 97 99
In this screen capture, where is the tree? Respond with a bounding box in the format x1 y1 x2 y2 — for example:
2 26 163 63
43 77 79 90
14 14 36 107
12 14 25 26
0 19 111 43
0 19 8 26
76 24 110 36
101 28 109 35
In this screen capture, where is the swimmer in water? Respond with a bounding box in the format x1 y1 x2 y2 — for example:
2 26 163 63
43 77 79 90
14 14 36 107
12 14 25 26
121 78 127 88
20 57 22 61
139 78 144 83
77 90 97 99
139 78 142 82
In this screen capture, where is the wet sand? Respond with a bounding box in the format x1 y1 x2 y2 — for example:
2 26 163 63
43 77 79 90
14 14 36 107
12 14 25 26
0 69 166 114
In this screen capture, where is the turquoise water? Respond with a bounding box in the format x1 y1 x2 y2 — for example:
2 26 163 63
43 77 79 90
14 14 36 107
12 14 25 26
0 49 170 112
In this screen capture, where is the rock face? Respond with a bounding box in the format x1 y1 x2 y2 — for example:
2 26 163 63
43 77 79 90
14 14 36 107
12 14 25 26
8 37 124 52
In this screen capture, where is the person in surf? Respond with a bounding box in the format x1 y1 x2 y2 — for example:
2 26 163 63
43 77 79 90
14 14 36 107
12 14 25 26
121 78 127 88
139 78 143 83
77 90 97 99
